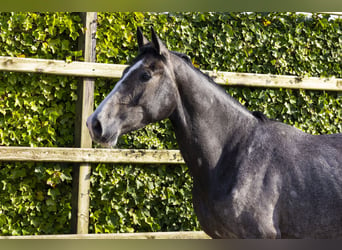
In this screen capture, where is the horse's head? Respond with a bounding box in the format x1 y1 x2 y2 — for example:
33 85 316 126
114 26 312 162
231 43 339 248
86 27 178 146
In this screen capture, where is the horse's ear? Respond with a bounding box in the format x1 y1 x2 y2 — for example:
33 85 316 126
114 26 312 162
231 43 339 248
151 27 168 56
137 27 149 50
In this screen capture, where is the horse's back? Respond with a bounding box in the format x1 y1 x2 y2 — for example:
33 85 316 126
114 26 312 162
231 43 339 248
253 122 342 238
315 133 342 151
221 121 342 238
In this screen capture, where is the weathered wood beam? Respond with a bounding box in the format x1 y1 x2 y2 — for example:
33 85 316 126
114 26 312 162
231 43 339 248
0 56 341 91
317 12 342 16
0 146 185 164
0 231 210 239
72 12 97 235
206 70 342 91
0 56 126 78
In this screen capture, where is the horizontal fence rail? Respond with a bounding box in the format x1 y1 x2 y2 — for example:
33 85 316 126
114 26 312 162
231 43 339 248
0 56 341 91
0 56 126 78
0 231 210 239
208 71 342 91
0 146 185 164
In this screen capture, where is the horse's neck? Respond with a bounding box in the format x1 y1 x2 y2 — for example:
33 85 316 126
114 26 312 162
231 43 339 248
169 61 257 186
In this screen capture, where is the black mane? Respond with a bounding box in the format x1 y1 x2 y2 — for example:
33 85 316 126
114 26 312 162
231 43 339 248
170 50 217 85
252 111 269 122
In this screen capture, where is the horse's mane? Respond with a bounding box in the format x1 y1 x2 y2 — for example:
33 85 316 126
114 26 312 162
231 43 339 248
170 51 218 85
252 111 269 122
173 52 271 123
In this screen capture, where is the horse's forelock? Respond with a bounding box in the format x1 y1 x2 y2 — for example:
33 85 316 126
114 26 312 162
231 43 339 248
135 45 167 63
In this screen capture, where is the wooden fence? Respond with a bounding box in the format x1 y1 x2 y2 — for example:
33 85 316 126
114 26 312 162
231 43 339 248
0 12 341 239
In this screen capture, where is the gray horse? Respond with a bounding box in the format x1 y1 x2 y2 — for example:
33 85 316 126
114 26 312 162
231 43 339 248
87 27 342 238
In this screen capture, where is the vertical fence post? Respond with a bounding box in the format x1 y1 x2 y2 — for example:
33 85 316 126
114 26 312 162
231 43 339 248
71 12 97 234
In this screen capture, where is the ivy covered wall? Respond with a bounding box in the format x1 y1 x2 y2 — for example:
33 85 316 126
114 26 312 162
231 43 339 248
0 12 341 235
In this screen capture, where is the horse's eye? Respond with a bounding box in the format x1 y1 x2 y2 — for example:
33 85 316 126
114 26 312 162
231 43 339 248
140 72 151 82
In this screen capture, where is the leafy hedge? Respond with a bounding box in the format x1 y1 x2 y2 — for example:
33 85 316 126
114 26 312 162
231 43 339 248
0 12 82 235
0 12 341 235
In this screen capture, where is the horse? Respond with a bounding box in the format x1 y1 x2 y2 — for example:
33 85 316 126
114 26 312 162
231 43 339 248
86 27 342 238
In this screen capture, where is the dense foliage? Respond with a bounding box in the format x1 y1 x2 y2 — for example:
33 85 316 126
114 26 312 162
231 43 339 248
0 12 341 235
0 12 82 235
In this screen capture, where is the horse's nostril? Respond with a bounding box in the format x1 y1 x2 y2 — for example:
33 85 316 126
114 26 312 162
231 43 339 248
92 118 103 138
